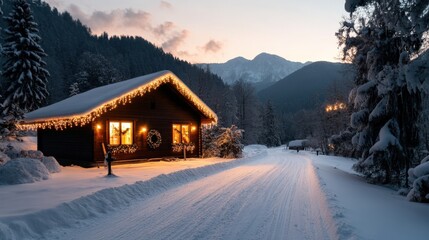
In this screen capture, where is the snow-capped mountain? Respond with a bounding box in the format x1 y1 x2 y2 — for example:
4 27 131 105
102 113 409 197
198 53 307 85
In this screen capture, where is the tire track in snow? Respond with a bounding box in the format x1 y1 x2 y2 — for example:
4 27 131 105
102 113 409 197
47 149 339 240
0 150 267 240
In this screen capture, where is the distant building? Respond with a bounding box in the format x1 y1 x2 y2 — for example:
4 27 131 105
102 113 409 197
288 139 309 151
20 71 217 166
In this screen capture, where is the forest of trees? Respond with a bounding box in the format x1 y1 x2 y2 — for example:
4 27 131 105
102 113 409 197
0 0 282 147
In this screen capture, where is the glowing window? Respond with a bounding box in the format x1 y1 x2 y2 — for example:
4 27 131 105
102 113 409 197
109 121 133 145
182 125 190 143
172 124 190 143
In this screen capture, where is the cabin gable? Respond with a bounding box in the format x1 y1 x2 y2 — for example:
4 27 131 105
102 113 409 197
92 84 202 163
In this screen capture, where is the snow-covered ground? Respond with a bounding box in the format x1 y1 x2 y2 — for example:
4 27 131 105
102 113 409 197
308 153 429 240
1 145 429 240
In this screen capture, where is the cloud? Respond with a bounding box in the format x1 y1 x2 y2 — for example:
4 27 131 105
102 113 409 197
160 1 173 9
56 3 210 62
203 40 223 53
153 21 176 37
122 9 152 30
66 5 152 33
162 30 188 52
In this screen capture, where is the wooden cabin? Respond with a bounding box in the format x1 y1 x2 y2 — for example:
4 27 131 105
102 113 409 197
20 71 217 167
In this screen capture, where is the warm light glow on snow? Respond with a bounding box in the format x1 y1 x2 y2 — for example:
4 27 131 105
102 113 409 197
325 102 346 112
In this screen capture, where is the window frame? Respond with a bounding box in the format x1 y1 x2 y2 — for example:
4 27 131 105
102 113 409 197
108 120 134 146
172 123 191 144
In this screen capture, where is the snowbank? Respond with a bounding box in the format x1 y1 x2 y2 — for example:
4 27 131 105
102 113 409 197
0 148 267 240
0 137 61 185
243 144 267 158
0 158 50 185
41 156 61 173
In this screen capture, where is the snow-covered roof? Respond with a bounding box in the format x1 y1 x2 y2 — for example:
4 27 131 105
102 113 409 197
288 139 308 147
20 70 217 130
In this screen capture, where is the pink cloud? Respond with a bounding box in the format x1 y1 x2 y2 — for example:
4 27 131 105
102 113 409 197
162 30 189 52
154 21 175 37
66 5 152 33
203 40 223 53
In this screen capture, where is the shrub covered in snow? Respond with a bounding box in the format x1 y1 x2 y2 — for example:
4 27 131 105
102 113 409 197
407 157 429 203
42 156 61 173
329 128 355 157
216 125 244 158
0 158 50 185
202 125 244 158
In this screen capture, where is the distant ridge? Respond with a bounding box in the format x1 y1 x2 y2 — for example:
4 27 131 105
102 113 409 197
258 61 354 113
198 53 307 85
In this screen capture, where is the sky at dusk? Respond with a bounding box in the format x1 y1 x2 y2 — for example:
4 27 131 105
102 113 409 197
44 0 348 64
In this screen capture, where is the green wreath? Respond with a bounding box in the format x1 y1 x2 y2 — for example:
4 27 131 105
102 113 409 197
147 129 162 149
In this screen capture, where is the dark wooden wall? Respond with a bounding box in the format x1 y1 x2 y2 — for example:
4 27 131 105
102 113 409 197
93 84 203 163
38 125 94 166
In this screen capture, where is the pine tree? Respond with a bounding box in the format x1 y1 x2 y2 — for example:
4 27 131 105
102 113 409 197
202 125 221 158
259 101 281 147
232 79 259 144
1 0 49 117
68 82 80 96
337 0 429 184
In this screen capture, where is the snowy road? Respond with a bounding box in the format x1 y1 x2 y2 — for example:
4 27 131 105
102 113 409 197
46 149 338 240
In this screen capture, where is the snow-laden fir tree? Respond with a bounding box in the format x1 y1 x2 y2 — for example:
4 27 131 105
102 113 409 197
258 101 281 147
407 155 429 202
337 0 429 184
68 82 80 96
0 0 4 107
1 0 49 118
202 125 221 158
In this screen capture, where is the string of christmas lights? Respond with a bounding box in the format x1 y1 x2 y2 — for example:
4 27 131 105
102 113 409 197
18 74 218 130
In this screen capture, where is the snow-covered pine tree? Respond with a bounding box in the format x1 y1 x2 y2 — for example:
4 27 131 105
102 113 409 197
259 101 281 147
1 0 49 117
0 0 3 101
68 82 80 96
337 0 429 184
407 155 429 203
202 125 221 158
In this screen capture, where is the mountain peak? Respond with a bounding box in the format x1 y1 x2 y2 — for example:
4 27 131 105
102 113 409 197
253 52 283 61
198 53 306 85
225 56 248 65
